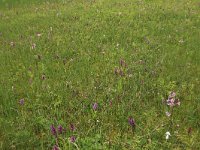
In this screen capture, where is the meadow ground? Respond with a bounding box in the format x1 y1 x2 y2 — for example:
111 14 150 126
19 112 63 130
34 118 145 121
0 0 200 149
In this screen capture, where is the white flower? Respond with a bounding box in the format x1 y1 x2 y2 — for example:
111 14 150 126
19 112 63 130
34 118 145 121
37 33 42 37
31 43 36 49
165 111 171 117
165 131 171 140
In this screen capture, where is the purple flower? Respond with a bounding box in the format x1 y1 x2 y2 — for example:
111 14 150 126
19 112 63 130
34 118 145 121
19 98 25 105
52 145 59 150
168 92 176 99
166 98 175 107
128 117 135 127
70 136 76 143
57 125 63 134
92 102 98 111
166 92 180 107
70 123 75 132
50 125 57 136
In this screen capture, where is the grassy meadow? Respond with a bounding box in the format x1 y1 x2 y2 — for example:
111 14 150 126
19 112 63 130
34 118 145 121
0 0 200 149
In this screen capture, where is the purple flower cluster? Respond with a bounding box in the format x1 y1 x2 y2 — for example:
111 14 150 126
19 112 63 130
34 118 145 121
50 124 65 137
166 92 180 107
51 124 77 149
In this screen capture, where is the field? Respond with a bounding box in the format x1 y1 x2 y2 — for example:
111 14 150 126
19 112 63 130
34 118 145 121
0 0 200 149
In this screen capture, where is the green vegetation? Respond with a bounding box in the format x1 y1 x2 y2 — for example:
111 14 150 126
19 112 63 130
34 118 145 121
0 0 200 149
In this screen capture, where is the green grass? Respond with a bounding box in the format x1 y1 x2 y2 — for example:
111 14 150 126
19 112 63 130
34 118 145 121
0 0 200 149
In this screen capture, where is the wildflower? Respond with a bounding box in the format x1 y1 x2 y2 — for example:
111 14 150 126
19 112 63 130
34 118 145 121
165 111 171 117
165 131 171 140
10 42 15 47
92 102 98 111
174 99 180 106
19 98 24 105
166 91 180 107
188 127 192 135
31 43 36 49
169 91 176 98
41 74 46 80
179 39 184 43
37 33 42 37
109 100 112 107
50 125 57 136
57 125 63 134
166 98 175 107
128 117 135 127
114 67 119 75
120 59 126 67
70 136 76 143
52 145 59 150
70 123 75 132
119 69 124 76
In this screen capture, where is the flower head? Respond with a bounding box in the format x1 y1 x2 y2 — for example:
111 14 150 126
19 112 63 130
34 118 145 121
52 145 59 150
50 125 57 136
37 33 42 37
31 43 36 49
169 92 176 99
70 136 76 143
10 42 15 47
57 125 63 134
128 117 135 127
92 102 98 111
166 92 180 107
70 123 75 132
120 59 127 67
165 131 171 140
19 98 25 105
165 111 171 117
